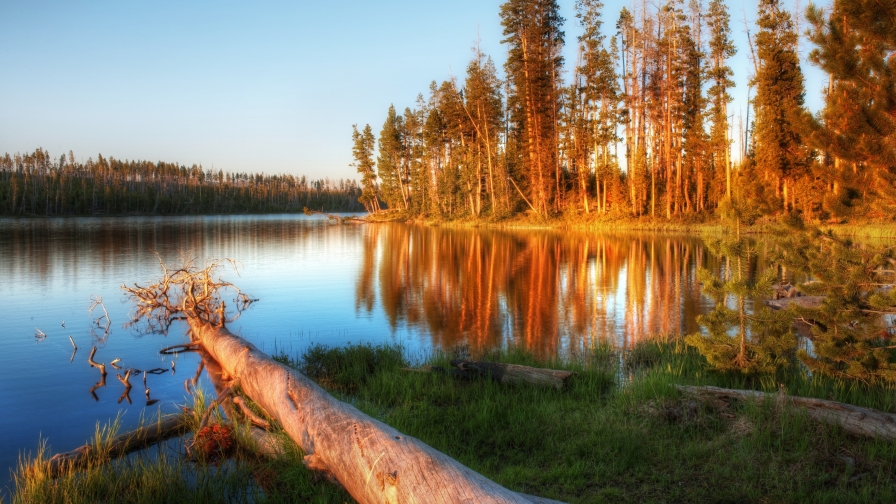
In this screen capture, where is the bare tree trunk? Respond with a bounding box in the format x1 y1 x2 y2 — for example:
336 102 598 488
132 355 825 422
676 385 896 441
190 321 563 504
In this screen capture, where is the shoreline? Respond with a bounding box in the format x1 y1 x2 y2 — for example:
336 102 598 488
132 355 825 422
3 210 895 239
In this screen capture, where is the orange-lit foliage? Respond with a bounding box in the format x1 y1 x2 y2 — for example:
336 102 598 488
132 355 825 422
190 423 234 464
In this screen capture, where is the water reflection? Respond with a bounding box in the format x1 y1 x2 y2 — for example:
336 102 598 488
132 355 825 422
356 224 725 355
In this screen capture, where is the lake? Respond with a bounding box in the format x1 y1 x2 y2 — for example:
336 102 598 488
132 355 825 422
1 214 738 492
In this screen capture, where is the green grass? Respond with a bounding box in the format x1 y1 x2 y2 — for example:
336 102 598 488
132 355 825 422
10 392 351 504
274 341 896 504
12 340 896 503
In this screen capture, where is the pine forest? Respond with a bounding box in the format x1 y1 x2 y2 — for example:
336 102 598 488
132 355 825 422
351 0 896 223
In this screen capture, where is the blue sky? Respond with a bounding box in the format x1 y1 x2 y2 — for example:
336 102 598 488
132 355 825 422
1 0 827 181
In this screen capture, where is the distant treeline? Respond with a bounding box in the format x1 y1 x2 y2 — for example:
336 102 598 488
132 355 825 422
0 149 364 216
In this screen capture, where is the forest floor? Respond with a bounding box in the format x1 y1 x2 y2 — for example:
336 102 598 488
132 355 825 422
11 340 896 504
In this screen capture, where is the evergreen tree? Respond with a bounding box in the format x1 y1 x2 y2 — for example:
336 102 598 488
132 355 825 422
705 0 736 208
377 105 408 211
352 124 380 214
574 0 621 215
774 228 896 383
751 0 810 213
805 0 896 216
500 0 565 216
686 236 796 374
463 50 505 216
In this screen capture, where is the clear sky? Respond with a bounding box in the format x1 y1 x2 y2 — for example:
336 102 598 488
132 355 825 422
1 0 827 181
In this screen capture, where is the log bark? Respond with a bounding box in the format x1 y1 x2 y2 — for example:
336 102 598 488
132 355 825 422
764 296 825 311
448 360 575 390
46 410 191 476
190 320 565 504
675 385 896 440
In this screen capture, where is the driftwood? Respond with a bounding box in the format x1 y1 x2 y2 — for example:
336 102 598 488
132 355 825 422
422 360 575 390
675 385 896 440
45 410 191 476
190 321 565 504
88 346 106 377
764 296 825 311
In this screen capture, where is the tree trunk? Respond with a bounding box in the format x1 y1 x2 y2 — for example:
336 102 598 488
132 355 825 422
190 321 564 504
449 359 575 390
47 410 191 476
676 385 896 440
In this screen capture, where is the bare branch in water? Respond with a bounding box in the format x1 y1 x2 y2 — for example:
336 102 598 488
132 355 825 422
122 252 257 335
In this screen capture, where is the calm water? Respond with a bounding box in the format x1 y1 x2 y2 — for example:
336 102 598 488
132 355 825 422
1 215 733 491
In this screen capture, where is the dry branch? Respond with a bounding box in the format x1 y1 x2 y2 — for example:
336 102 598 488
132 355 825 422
123 253 255 334
764 296 825 311
45 410 191 477
675 385 896 440
233 396 272 430
449 359 576 390
88 347 106 377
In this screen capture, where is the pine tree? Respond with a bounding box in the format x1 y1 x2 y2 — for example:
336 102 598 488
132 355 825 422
574 0 622 215
805 0 896 216
686 236 796 374
377 105 408 211
351 124 380 214
705 0 736 209
773 228 896 383
751 0 810 213
463 51 505 216
500 0 565 216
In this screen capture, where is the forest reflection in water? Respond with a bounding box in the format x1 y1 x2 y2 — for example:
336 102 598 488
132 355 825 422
354 224 774 356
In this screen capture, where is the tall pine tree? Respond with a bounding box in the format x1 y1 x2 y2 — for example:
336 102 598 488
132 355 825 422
500 0 565 216
351 124 380 214
751 0 810 213
805 0 896 217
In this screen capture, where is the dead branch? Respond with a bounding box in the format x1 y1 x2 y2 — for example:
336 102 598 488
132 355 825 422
34 328 46 341
232 396 272 430
68 335 77 349
199 379 240 430
88 347 106 377
45 410 191 477
122 252 256 334
117 370 132 389
449 359 576 390
676 385 896 440
159 343 202 355
88 295 112 339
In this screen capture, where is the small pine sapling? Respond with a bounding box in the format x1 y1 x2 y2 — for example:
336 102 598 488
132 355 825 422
686 236 796 374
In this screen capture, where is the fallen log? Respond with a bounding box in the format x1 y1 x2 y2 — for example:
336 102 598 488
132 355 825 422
675 385 896 440
45 410 191 476
764 296 825 311
190 320 565 504
447 359 575 390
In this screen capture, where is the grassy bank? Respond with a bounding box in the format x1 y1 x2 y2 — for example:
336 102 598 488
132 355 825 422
381 209 896 239
11 341 896 503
